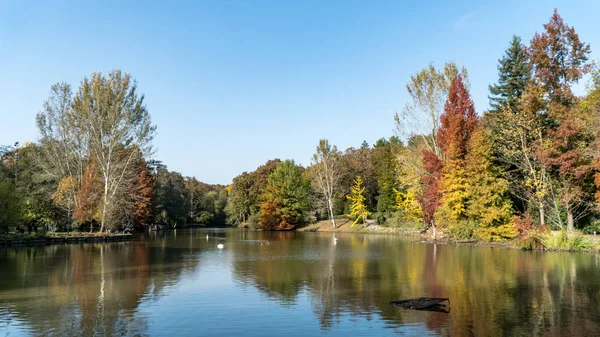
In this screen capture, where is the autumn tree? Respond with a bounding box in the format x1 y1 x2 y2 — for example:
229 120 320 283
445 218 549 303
436 75 478 230
74 159 101 227
36 82 86 222
488 79 549 225
528 9 591 110
395 135 425 222
310 139 341 228
464 128 516 240
397 62 469 238
70 70 155 232
248 159 281 215
347 176 371 226
52 175 77 229
395 62 468 158
527 9 592 230
339 144 377 212
259 160 310 230
582 69 600 209
419 150 442 239
132 159 155 228
541 116 594 230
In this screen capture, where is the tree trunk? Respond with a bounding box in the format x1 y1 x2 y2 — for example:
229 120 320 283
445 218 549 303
100 175 109 233
566 206 574 232
432 222 437 240
328 197 336 229
539 201 545 227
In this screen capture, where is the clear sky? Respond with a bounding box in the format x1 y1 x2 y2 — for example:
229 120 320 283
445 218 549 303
1 0 598 184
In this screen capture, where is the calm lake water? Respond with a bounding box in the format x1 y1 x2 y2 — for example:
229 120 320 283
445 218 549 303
1 229 600 336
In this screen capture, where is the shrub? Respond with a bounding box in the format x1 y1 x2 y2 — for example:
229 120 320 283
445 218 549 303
582 220 600 235
514 213 548 250
385 210 422 229
475 223 519 242
374 212 388 226
450 220 477 240
540 230 593 252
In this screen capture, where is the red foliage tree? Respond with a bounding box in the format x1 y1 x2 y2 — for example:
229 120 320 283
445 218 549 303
528 9 591 110
437 75 478 160
528 9 593 230
539 118 593 230
419 150 442 238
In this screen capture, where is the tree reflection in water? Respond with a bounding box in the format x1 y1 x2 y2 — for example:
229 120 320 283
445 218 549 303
1 229 600 336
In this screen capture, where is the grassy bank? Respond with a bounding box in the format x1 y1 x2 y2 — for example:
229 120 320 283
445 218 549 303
298 220 600 253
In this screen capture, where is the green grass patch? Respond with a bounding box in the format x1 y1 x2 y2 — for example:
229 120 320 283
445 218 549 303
539 230 593 252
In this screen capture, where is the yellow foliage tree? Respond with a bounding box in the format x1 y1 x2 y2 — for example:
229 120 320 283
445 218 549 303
465 129 516 240
394 188 422 222
436 157 469 229
347 176 371 227
52 175 78 226
395 140 424 222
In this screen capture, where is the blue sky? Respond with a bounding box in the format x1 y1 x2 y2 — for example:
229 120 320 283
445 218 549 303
1 0 598 184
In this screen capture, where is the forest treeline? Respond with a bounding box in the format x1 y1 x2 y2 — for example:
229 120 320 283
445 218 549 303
0 71 228 233
2 10 600 246
226 10 600 246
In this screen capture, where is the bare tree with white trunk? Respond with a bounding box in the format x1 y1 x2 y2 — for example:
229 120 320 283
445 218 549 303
310 139 341 228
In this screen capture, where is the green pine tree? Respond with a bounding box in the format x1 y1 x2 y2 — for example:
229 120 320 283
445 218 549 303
488 35 530 112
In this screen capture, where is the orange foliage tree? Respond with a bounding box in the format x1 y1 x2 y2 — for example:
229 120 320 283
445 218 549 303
132 159 155 228
74 159 101 230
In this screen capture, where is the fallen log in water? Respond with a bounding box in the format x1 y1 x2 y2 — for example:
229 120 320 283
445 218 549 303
389 298 450 312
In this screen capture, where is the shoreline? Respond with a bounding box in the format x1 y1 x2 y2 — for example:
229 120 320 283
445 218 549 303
0 232 132 247
298 219 599 253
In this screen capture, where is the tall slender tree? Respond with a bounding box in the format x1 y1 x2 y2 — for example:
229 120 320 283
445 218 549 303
436 75 478 228
347 176 371 226
419 150 442 239
310 139 341 228
527 9 592 230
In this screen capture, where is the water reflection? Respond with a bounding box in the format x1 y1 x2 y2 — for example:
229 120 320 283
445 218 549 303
1 229 600 336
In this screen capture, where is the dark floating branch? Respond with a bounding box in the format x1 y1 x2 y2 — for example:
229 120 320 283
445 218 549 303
389 298 450 313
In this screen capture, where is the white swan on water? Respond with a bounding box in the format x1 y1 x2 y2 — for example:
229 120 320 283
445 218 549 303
217 244 224 249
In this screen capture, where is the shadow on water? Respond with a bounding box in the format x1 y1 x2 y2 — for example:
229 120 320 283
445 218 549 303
1 229 600 336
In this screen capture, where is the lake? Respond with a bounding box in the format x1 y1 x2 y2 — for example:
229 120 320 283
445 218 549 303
1 228 600 336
